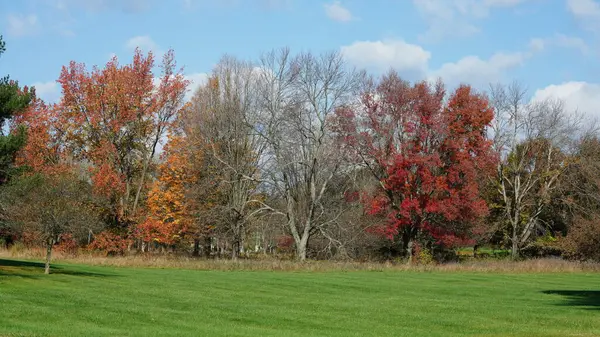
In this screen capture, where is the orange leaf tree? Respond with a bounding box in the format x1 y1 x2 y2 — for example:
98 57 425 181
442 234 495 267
19 49 189 229
137 134 197 249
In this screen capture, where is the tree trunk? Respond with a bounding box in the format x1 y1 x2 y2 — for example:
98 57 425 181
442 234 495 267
192 238 200 257
296 242 307 262
406 239 414 264
204 236 212 258
511 224 519 260
231 240 239 260
296 233 309 261
45 239 54 275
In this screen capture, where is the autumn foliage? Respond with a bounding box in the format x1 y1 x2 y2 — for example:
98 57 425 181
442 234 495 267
16 49 188 225
136 134 197 247
5 45 599 263
333 72 497 253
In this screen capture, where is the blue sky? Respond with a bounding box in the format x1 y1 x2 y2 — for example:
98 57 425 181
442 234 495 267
0 0 599 118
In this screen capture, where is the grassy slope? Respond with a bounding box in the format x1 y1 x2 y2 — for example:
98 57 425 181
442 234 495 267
0 259 599 337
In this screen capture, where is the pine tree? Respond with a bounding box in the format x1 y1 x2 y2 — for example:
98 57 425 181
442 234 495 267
0 35 32 184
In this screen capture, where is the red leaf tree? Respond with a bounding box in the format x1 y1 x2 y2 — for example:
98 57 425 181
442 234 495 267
16 48 189 228
332 71 497 258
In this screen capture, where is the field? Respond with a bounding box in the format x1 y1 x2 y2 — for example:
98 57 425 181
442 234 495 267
1 258 599 337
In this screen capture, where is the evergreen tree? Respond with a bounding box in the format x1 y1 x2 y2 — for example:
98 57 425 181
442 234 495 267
0 35 32 184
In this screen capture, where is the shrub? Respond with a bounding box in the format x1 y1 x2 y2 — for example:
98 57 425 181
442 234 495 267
88 230 131 256
55 233 78 256
521 233 564 258
562 217 600 261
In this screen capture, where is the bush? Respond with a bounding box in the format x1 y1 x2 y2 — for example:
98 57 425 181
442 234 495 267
521 233 564 258
55 233 78 256
562 217 600 261
89 231 131 256
413 244 435 265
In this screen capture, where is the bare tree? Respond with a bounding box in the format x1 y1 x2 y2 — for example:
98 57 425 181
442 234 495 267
488 81 582 258
185 55 267 259
255 48 364 261
0 173 102 274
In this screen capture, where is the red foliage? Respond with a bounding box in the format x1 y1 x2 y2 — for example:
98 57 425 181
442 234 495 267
15 49 189 225
276 235 295 252
12 96 70 175
88 231 131 256
20 230 43 248
55 233 78 255
332 72 497 248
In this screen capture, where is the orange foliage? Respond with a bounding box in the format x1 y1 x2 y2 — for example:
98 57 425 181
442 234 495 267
135 134 198 246
88 231 131 256
14 49 189 224
12 97 70 175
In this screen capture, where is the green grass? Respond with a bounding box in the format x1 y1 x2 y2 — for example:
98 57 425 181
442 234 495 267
1 259 599 336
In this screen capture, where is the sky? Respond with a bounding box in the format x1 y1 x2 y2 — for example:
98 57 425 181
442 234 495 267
0 0 599 119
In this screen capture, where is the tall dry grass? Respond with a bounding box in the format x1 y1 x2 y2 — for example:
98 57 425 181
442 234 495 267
1 247 599 273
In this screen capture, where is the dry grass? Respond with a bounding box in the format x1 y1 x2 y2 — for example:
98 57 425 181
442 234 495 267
1 247 599 273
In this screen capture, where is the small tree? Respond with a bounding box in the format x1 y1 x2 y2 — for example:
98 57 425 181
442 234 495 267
0 173 102 274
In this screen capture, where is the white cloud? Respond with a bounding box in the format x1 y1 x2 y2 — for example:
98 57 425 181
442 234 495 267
430 52 528 88
566 0 600 32
32 81 61 104
532 81 600 119
324 1 354 22
341 39 530 88
341 39 431 78
125 35 160 54
413 0 531 42
528 34 589 54
6 14 40 37
184 72 209 101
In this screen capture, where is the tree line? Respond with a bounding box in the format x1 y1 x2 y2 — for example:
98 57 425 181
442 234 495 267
1 36 599 273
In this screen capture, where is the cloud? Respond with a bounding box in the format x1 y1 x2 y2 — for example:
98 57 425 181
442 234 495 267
529 34 589 54
324 1 354 22
340 39 530 87
184 72 209 101
413 0 531 42
430 52 529 88
566 0 600 32
6 14 40 37
532 81 600 119
341 39 431 79
125 35 160 54
32 81 61 104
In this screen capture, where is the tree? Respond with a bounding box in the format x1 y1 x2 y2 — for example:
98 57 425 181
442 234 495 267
0 35 33 248
137 134 197 252
488 82 581 258
17 49 188 231
559 135 600 261
0 35 32 184
0 173 102 274
332 71 497 260
184 56 266 259
255 48 364 261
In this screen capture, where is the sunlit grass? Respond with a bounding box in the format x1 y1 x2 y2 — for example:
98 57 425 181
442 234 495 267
1 258 599 336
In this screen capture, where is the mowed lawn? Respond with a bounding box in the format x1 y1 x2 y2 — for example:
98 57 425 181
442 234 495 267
1 259 599 337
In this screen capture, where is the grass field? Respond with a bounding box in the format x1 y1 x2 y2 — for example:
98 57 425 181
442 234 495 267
1 258 599 336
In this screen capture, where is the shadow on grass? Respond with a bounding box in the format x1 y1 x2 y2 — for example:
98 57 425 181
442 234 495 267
542 290 600 310
0 259 117 278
